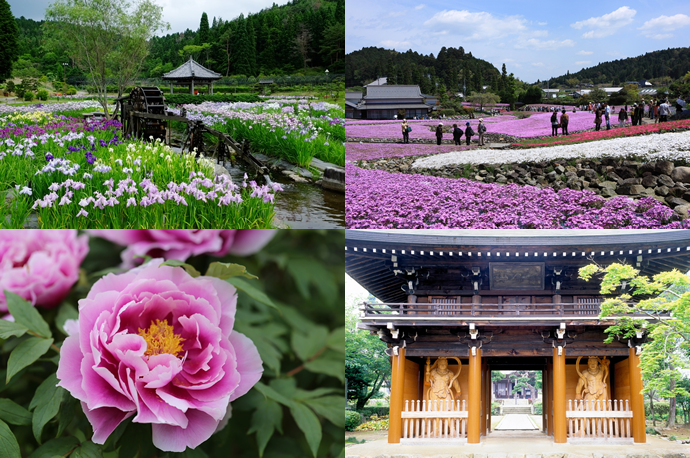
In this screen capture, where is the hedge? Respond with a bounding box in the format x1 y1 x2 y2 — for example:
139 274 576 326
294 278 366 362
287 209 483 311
357 406 389 420
346 410 362 431
165 94 261 105
533 401 543 415
645 400 670 418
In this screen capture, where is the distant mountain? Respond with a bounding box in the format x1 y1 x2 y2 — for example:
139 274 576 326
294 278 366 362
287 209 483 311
345 46 500 94
546 47 690 87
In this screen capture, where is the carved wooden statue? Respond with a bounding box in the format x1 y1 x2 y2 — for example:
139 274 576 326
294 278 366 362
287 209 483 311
424 357 462 404
575 356 610 402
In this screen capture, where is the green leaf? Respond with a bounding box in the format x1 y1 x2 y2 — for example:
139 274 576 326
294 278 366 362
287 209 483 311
56 393 77 437
303 350 345 382
168 448 209 458
6 337 54 383
0 399 32 425
27 436 79 458
71 441 103 458
254 382 295 408
291 325 329 361
0 419 20 458
30 374 65 444
206 262 258 280
227 277 278 310
159 260 201 277
294 388 342 400
55 303 78 336
4 290 52 338
0 320 28 340
304 396 345 427
248 399 282 457
290 402 322 457
326 327 345 353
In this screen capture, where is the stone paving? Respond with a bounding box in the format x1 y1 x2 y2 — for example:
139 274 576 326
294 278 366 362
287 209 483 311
494 415 539 430
345 433 690 458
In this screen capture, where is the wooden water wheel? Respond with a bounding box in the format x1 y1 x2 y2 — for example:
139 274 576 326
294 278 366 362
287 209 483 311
129 86 167 142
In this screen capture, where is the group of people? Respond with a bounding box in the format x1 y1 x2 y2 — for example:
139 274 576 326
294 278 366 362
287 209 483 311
550 110 570 136
400 119 487 146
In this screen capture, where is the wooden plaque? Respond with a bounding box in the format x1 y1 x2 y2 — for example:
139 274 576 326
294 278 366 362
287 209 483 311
489 263 545 290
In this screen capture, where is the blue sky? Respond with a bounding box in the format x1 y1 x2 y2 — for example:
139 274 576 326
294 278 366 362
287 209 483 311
346 0 690 84
8 0 291 34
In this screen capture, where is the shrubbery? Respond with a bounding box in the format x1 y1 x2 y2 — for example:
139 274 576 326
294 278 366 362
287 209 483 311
37 89 49 101
354 415 389 431
166 93 261 105
645 400 670 419
23 91 34 101
492 401 501 415
357 406 389 420
346 410 362 431
533 401 543 415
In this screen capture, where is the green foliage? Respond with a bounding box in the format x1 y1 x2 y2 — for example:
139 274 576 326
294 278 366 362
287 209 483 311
533 401 543 415
646 426 658 434
353 414 388 431
579 263 690 402
0 0 19 80
36 89 48 100
4 80 14 94
356 406 389 420
491 401 501 415
23 90 34 101
466 91 501 111
165 94 260 105
645 400 670 418
1 231 344 458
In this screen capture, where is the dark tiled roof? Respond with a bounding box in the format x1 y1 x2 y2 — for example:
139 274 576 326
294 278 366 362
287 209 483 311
365 85 423 100
162 57 222 81
357 103 431 110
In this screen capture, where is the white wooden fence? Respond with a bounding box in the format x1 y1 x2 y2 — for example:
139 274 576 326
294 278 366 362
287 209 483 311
401 400 468 440
566 399 632 439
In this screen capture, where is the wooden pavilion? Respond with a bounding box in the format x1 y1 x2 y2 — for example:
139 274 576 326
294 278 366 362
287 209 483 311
346 229 690 445
162 56 222 95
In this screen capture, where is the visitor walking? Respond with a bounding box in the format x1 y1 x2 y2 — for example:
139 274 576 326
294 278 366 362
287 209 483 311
659 99 670 122
435 122 443 145
465 122 474 145
401 119 410 144
594 108 602 131
655 100 661 124
604 103 611 130
477 118 486 146
631 104 638 126
636 103 644 125
452 123 463 145
551 111 559 136
560 110 569 136
618 107 628 128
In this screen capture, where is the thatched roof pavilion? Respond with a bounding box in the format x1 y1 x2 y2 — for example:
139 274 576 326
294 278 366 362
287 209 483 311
162 56 222 95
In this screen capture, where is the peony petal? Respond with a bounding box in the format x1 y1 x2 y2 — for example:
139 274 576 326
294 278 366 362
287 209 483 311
228 229 276 256
228 331 264 401
56 335 87 402
151 409 219 452
83 403 134 445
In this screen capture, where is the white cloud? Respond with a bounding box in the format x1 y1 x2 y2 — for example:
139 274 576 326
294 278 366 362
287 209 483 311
639 14 690 38
575 61 591 65
577 50 593 55
515 38 575 50
423 10 527 40
532 62 544 67
379 40 411 48
571 6 636 38
532 30 549 37
538 21 547 26
414 4 426 10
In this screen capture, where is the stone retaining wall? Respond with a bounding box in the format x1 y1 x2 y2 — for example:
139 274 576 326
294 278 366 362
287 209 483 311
355 157 690 217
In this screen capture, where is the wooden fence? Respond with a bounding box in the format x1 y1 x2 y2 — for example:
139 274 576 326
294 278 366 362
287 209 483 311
566 399 633 439
401 400 468 440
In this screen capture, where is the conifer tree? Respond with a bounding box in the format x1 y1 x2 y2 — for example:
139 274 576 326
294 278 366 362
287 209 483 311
0 0 18 81
197 12 209 45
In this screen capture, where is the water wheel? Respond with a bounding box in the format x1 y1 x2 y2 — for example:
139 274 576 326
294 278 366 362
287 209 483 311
129 86 167 142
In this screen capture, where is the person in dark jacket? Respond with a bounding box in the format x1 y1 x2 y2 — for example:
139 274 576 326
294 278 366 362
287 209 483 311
551 111 559 136
452 123 463 145
435 122 443 145
465 122 474 145
594 109 602 131
401 119 410 143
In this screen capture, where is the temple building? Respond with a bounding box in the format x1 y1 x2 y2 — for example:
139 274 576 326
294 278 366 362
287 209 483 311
162 56 222 95
346 85 432 120
346 229 690 445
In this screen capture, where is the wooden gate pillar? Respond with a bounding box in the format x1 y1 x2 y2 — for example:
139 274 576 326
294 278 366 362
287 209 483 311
629 347 647 443
388 347 406 444
553 346 567 443
468 347 482 443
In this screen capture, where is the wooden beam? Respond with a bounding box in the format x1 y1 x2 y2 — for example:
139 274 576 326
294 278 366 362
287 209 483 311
629 348 646 443
553 346 566 443
388 348 406 444
468 347 482 443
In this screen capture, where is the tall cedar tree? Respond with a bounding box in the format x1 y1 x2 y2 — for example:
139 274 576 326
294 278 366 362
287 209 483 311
197 12 209 45
0 0 18 80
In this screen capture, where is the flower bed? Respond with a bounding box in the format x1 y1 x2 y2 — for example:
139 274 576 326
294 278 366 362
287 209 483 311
183 98 345 167
1 109 279 228
346 142 473 161
345 163 690 229
412 131 690 169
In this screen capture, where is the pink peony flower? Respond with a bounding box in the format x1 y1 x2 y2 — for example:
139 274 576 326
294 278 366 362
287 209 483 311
56 259 263 451
0 229 89 311
88 229 276 268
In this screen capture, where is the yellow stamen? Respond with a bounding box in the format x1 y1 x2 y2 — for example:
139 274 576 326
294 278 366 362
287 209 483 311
137 319 185 358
